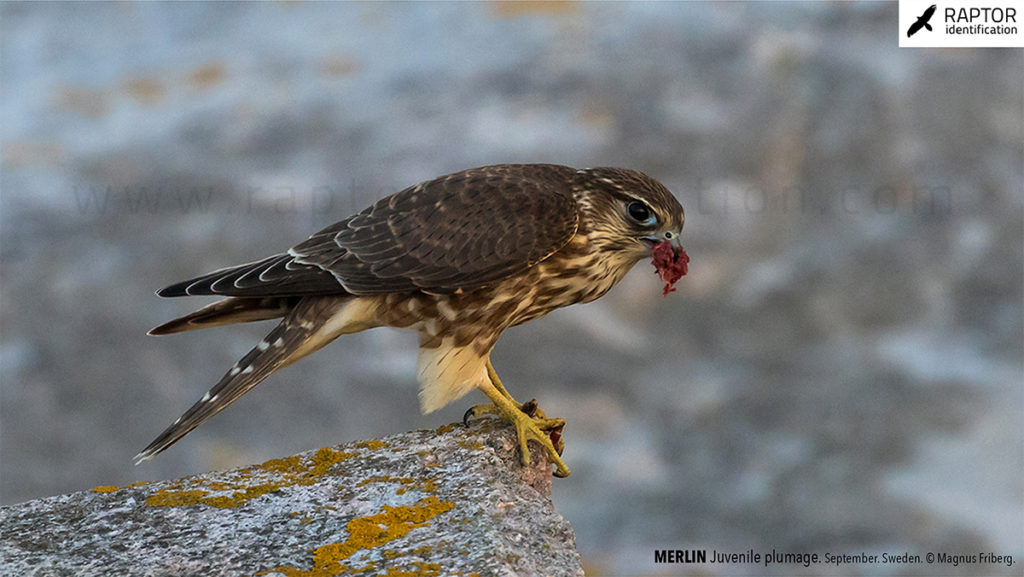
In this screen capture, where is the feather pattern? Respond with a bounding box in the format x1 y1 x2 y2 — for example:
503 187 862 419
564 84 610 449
156 164 581 298
135 296 358 463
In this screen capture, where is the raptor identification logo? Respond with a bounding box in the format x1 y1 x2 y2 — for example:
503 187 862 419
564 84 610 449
899 0 1023 46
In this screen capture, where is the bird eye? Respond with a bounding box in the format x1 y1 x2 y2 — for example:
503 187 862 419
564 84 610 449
627 201 655 225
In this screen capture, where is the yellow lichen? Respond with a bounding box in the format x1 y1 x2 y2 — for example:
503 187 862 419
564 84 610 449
355 440 389 450
145 446 354 509
308 447 356 476
146 482 284 509
457 440 485 451
144 489 211 507
356 475 414 488
91 480 151 494
416 478 439 493
411 544 438 556
265 496 454 577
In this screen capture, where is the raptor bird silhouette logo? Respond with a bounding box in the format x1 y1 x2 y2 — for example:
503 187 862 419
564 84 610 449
908 4 937 37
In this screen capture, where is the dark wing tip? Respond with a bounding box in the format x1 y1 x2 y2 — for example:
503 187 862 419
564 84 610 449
147 322 177 336
156 282 191 298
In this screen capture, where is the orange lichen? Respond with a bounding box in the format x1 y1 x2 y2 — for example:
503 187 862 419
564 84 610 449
92 480 152 493
411 544 439 556
145 446 355 509
434 424 458 435
264 496 454 577
457 440 485 451
355 440 389 451
145 489 211 507
357 475 414 488
415 478 439 493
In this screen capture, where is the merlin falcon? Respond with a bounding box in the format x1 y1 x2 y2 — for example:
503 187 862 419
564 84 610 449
137 164 687 477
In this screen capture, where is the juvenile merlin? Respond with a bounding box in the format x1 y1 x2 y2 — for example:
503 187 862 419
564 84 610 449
137 164 687 477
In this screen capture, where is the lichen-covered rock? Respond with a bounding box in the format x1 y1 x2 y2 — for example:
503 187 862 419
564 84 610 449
0 422 583 577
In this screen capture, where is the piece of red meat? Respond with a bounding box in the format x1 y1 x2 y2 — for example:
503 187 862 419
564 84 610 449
651 241 689 296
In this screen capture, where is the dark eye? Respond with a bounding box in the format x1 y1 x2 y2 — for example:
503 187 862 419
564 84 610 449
627 201 654 225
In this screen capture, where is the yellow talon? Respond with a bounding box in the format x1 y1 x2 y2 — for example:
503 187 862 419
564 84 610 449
466 359 571 478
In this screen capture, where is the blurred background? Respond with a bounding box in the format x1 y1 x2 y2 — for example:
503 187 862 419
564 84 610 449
1 2 1021 575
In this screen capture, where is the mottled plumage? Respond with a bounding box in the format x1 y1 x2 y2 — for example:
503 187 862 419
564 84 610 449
139 164 686 477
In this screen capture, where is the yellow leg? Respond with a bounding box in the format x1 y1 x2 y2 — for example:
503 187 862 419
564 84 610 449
485 360 515 401
465 360 569 477
474 377 571 478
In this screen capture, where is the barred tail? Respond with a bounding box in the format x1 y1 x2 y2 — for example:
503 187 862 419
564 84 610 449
134 296 355 463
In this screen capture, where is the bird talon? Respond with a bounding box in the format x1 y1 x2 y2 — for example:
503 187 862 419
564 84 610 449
548 423 565 456
520 398 539 418
463 403 499 425
533 417 566 431
507 408 571 477
477 359 571 477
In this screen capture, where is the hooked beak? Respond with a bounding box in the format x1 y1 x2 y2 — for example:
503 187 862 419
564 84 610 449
640 230 683 251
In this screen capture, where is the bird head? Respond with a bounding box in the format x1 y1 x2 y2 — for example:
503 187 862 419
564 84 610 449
574 167 686 263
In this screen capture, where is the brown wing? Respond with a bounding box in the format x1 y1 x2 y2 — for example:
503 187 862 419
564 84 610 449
157 164 580 297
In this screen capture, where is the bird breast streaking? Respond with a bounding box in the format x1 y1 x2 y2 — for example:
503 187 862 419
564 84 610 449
137 164 688 477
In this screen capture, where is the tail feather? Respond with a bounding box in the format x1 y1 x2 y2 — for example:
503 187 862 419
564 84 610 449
134 296 354 464
148 297 299 335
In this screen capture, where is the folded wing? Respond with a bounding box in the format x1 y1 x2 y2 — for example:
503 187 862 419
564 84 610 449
157 164 580 298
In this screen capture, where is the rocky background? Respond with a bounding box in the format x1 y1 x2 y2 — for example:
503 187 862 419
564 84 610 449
2 3 1021 576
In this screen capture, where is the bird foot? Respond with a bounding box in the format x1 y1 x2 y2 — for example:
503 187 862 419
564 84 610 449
464 397 548 421
464 400 570 478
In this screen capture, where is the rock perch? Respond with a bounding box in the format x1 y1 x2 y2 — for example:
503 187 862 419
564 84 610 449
0 421 583 577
